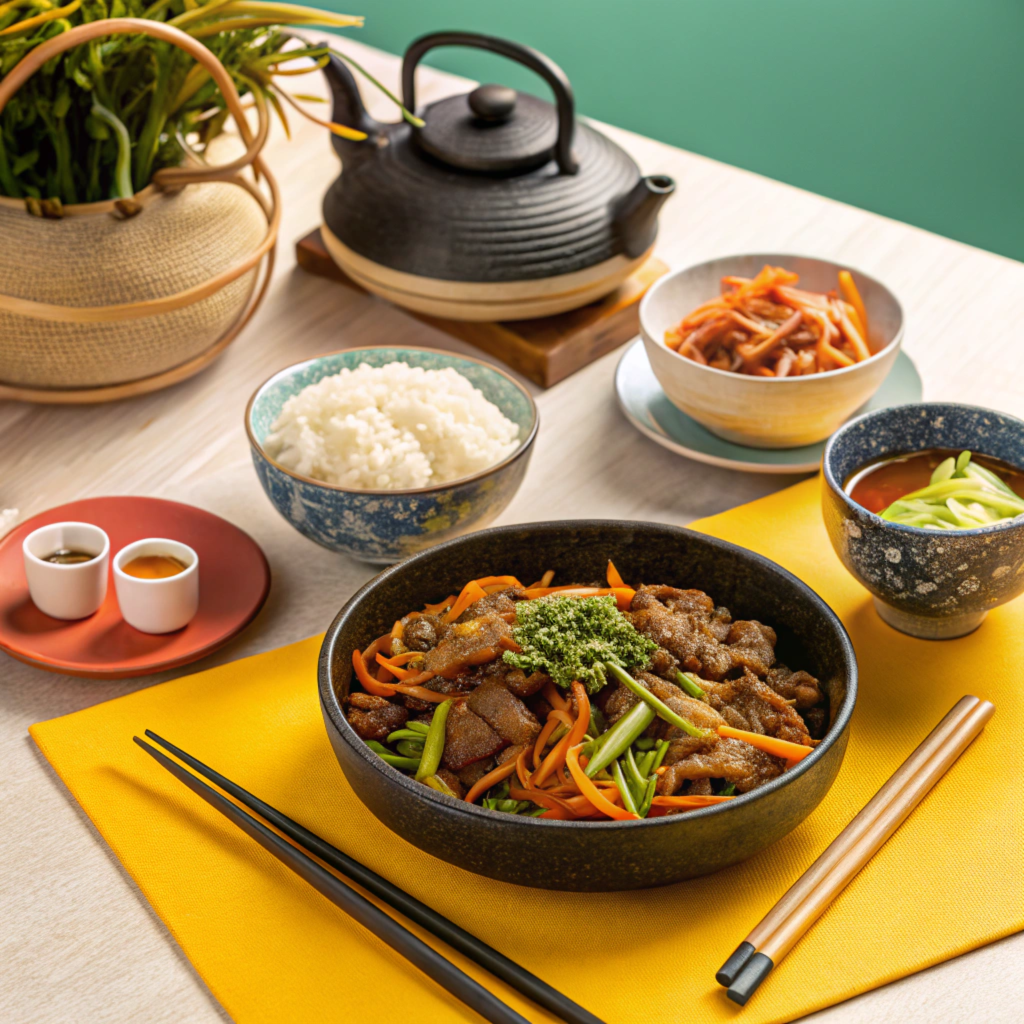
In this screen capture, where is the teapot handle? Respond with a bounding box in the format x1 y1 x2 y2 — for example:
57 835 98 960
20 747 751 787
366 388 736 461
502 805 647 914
401 31 578 175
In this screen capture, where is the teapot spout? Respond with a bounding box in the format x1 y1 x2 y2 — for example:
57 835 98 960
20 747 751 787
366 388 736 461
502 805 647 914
322 54 382 158
613 175 675 258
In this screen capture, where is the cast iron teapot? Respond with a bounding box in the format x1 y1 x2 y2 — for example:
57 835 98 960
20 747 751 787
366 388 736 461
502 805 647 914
321 31 675 321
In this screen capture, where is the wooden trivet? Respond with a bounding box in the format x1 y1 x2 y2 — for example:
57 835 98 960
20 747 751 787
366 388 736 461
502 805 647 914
296 227 667 388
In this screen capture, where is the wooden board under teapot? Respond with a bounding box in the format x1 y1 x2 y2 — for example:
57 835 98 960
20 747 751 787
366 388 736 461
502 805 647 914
296 227 667 388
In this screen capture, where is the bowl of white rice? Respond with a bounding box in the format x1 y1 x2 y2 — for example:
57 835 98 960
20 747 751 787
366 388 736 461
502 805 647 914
246 347 538 563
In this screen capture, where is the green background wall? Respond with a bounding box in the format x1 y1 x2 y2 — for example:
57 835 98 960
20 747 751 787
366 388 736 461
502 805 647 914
313 0 1022 262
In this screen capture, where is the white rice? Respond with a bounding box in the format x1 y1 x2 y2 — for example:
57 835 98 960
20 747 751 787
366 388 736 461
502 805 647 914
263 361 521 490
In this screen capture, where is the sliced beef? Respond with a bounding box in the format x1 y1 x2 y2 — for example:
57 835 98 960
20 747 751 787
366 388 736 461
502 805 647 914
423 613 512 678
628 587 779 682
703 670 814 746
600 683 640 724
657 736 785 794
642 674 727 743
458 586 525 622
628 602 735 679
503 669 549 699
765 664 823 709
466 679 541 745
442 701 507 771
631 585 714 616
804 706 827 739
401 614 442 652
496 743 530 766
649 647 679 677
434 768 465 799
457 757 495 789
346 692 408 741
687 778 714 796
725 620 777 677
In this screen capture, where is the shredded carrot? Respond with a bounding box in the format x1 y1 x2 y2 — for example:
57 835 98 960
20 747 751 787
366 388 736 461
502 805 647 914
566 682 591 748
718 725 813 762
510 786 577 817
352 648 398 697
445 580 488 623
469 575 523 590
423 595 456 615
515 747 533 789
666 264 873 376
351 649 448 702
498 636 522 653
566 744 639 821
391 619 404 643
375 653 423 680
531 729 574 788
538 569 555 588
838 270 869 341
380 650 422 666
543 682 570 713
464 759 518 805
651 794 736 807
606 560 625 589
533 715 560 769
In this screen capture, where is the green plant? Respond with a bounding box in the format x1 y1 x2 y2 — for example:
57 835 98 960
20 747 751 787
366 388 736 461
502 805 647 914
0 0 417 205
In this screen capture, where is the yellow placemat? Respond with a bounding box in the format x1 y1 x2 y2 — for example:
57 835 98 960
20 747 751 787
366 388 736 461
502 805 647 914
30 478 1024 1024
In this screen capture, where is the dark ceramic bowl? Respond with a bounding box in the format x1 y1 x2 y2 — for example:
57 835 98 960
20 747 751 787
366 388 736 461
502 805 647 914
319 521 857 891
823 402 1024 639
246 346 538 565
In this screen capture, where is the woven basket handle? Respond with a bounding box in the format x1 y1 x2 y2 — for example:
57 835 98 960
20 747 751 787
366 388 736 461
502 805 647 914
0 17 280 323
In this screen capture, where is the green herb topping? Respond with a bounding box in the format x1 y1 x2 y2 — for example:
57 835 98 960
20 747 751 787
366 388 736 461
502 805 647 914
502 594 657 694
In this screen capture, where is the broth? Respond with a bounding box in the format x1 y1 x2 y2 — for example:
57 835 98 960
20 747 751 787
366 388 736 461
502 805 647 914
122 554 188 579
846 448 1024 514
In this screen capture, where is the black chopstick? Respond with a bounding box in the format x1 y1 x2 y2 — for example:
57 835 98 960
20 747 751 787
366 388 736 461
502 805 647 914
134 737 527 1024
139 731 605 1024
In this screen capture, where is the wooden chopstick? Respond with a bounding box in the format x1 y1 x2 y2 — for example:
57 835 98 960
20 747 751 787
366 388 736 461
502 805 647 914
716 694 982 988
721 694 995 1006
135 732 606 1024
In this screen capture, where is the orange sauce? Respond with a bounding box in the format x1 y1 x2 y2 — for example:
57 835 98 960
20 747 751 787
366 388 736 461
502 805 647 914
123 554 188 579
846 448 1024 514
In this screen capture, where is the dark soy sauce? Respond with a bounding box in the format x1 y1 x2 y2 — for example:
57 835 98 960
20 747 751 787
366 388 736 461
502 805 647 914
43 548 97 565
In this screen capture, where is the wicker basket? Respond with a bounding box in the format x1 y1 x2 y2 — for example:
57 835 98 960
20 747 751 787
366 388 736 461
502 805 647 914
0 19 280 403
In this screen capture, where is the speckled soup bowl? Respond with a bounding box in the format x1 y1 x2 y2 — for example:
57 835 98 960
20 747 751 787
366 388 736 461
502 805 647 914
320 521 857 891
246 346 538 564
823 403 1024 639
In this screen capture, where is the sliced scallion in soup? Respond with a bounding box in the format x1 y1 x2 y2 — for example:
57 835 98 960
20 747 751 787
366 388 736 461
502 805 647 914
846 449 1024 529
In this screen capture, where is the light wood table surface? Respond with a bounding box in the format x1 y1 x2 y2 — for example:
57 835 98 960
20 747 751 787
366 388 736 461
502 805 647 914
2 40 1021 1024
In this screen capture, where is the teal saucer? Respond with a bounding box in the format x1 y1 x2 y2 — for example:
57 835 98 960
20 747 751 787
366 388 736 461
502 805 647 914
615 339 923 473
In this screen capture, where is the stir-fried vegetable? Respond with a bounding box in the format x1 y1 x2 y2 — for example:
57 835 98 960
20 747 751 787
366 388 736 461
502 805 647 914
665 264 873 376
0 0 421 204
605 663 712 739
502 594 657 694
414 698 452 782
878 450 1024 529
357 562 819 822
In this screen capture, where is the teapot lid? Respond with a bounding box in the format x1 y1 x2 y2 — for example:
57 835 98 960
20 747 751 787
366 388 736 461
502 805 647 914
415 85 559 174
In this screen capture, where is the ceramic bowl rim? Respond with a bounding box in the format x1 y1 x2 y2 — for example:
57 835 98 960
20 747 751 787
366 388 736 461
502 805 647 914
245 345 539 497
639 252 905 384
823 401 1024 539
319 519 858 831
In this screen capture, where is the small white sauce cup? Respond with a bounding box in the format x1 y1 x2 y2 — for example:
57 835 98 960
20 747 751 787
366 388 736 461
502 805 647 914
113 538 199 634
23 522 110 620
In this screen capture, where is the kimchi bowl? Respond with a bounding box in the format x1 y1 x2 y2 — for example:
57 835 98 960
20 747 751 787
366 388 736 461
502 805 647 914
640 253 904 449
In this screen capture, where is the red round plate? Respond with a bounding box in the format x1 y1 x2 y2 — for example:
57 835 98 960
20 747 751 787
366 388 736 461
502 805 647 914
0 497 270 678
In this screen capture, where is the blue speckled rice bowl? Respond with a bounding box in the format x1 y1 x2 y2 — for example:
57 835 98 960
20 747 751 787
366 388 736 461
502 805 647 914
246 347 538 564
